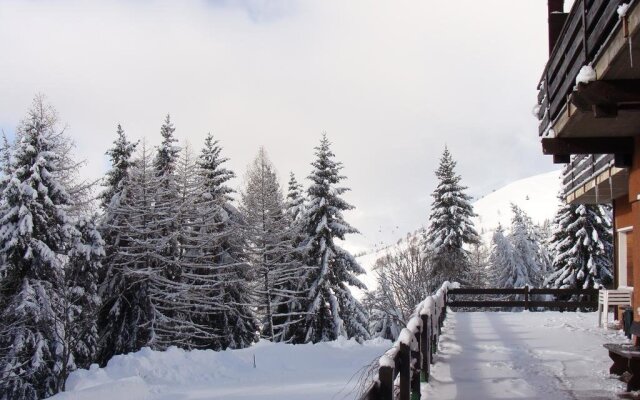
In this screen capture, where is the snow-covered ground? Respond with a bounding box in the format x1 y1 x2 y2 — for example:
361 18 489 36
54 311 629 400
51 337 391 400
424 311 627 399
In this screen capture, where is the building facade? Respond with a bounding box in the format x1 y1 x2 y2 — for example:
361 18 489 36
538 0 640 316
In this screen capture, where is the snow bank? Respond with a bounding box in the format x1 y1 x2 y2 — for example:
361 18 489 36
52 338 391 400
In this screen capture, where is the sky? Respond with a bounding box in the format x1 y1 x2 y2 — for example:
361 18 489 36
0 0 559 258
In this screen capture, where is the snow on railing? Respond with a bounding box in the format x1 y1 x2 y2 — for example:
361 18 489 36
360 281 458 400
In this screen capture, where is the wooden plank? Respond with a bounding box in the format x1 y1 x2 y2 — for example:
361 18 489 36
448 288 525 295
447 301 527 308
421 315 430 382
529 288 599 296
527 301 597 308
399 342 410 400
547 0 584 82
379 364 393 400
586 0 621 59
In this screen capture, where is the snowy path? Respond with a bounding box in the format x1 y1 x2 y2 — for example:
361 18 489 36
423 312 627 400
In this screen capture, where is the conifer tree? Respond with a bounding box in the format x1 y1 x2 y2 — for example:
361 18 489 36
64 215 104 371
492 206 545 288
240 148 301 341
98 141 156 363
423 147 479 289
0 97 80 399
291 134 369 343
489 224 517 287
285 172 305 223
545 199 613 289
100 124 138 210
196 134 258 349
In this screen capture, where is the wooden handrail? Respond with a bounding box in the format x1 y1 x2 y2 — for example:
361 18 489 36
359 281 456 400
447 287 599 310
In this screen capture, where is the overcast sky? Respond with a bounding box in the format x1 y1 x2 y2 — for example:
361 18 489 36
0 0 559 257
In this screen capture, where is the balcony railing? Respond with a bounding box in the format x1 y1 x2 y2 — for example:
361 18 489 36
563 154 614 195
537 0 626 135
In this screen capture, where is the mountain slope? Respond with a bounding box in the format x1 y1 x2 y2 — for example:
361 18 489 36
472 170 562 244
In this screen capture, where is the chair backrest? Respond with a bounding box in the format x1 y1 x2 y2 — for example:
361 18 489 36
599 289 633 305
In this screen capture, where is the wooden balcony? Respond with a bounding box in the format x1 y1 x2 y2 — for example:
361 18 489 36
563 154 628 204
537 0 640 140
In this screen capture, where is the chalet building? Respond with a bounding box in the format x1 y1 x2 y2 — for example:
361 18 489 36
538 0 640 316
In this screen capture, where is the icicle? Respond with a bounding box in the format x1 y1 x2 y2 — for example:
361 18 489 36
619 4 634 67
609 174 613 200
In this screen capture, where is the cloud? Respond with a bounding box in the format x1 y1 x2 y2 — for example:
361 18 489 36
0 0 559 264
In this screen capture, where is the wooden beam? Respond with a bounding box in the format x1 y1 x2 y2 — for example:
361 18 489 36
553 154 571 164
542 137 634 155
572 80 640 116
615 153 633 168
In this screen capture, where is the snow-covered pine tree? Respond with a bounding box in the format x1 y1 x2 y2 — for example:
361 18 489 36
64 215 104 371
0 97 80 399
291 134 369 343
494 204 544 288
423 147 480 289
285 172 305 223
196 134 258 350
100 124 138 210
240 148 300 341
489 224 518 288
545 197 613 289
98 140 157 363
146 114 190 349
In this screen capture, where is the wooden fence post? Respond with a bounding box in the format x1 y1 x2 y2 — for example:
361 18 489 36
411 329 421 399
400 342 411 400
524 285 530 311
379 365 393 400
421 315 430 381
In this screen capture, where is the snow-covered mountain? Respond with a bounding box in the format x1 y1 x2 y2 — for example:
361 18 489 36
472 169 562 245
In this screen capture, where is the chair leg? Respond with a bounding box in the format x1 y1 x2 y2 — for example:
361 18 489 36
598 303 603 328
604 298 609 328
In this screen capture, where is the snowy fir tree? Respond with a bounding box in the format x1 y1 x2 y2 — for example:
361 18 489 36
290 134 369 343
545 197 613 290
489 224 517 288
240 148 298 341
98 140 157 363
0 97 82 399
100 124 138 210
63 215 104 372
423 147 480 289
196 134 258 350
285 172 305 223
492 205 545 288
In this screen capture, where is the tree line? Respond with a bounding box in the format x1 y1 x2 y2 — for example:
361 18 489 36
0 96 368 399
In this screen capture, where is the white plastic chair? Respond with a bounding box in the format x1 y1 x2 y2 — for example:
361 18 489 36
598 287 633 327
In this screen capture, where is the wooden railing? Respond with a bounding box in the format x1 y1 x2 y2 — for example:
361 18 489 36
537 0 627 135
359 282 456 400
562 154 614 196
447 287 599 310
